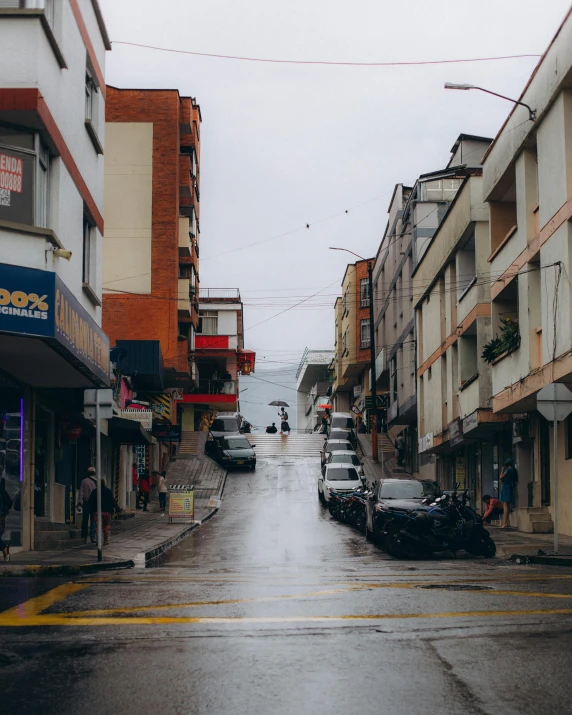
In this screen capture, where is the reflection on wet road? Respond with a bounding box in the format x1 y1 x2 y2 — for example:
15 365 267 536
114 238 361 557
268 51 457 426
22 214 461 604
2 457 572 714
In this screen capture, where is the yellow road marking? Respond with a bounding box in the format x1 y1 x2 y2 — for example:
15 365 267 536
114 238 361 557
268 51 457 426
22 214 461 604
0 583 86 621
3 608 572 627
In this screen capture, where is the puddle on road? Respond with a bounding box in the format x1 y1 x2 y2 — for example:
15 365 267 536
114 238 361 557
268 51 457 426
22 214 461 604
417 584 494 591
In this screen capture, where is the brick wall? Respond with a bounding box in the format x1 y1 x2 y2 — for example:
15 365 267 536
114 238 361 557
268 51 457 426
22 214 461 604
355 260 372 364
103 87 201 374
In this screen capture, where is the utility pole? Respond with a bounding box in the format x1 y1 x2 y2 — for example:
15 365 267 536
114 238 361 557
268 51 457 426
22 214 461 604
368 261 378 462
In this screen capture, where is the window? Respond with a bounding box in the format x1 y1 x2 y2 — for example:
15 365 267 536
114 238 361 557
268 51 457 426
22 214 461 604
422 178 462 202
82 216 95 286
200 311 218 335
360 319 370 348
456 235 476 301
342 286 350 316
0 126 49 227
360 277 370 307
85 70 96 121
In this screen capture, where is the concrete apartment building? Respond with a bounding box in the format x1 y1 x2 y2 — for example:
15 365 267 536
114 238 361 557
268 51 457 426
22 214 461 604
413 136 518 505
296 348 334 433
331 260 373 418
373 159 468 473
102 86 202 388
0 0 111 549
482 8 572 535
177 289 256 431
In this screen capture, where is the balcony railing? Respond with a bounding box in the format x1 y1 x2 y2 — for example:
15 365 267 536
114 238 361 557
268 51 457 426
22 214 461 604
199 288 240 300
197 379 237 395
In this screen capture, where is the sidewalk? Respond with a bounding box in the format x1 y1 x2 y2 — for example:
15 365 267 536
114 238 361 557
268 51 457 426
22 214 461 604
358 433 404 485
0 454 227 577
490 526 572 565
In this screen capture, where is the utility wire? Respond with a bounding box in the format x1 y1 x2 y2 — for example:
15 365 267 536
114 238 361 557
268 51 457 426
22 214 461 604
112 41 541 68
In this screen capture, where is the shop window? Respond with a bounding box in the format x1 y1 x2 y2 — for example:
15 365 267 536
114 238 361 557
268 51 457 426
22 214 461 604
0 125 49 227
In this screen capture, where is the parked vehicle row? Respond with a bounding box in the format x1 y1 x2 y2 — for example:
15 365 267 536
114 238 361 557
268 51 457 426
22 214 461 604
205 411 257 469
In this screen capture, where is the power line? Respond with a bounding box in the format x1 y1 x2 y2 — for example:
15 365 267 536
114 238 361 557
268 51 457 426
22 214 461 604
112 41 541 68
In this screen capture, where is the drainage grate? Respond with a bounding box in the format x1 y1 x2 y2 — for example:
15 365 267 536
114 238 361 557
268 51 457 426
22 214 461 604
418 584 493 591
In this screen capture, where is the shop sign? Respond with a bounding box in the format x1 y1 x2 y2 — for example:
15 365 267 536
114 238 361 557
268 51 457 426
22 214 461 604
169 488 194 522
351 405 361 416
448 418 463 447
353 385 362 398
455 455 466 490
0 149 34 224
419 432 433 453
462 410 479 434
135 445 148 478
152 424 181 442
0 263 110 384
121 409 153 430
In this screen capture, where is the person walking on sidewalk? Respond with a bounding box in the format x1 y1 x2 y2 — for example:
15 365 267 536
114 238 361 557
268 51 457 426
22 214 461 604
132 461 139 503
395 433 405 467
499 457 518 529
138 473 151 511
157 471 168 511
0 478 13 562
77 466 97 543
88 478 121 546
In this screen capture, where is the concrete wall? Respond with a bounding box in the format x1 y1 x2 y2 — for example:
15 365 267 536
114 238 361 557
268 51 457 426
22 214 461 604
103 123 153 295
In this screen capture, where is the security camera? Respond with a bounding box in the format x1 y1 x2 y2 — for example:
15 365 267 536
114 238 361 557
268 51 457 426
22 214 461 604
52 248 73 260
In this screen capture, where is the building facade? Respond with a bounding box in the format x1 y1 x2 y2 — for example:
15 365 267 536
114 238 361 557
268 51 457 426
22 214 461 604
413 136 516 503
296 349 334 433
0 0 111 549
483 8 572 534
331 260 373 421
178 289 256 430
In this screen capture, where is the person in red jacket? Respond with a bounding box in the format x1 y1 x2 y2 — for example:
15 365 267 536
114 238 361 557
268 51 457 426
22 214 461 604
138 473 151 512
482 495 503 524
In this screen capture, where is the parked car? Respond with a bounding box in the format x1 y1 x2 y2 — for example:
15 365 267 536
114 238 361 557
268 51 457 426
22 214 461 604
318 463 364 504
323 451 364 478
206 414 243 454
214 435 256 469
327 412 357 446
365 478 440 542
320 439 353 466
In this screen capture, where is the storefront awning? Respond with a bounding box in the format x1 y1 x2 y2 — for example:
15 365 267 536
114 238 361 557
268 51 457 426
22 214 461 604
108 416 153 445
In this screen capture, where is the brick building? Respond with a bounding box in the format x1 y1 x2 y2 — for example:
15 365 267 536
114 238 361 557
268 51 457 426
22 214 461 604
102 87 201 386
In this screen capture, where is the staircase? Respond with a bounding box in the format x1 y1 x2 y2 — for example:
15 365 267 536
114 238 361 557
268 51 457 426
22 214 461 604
178 431 206 456
34 519 84 551
506 506 554 533
247 433 325 458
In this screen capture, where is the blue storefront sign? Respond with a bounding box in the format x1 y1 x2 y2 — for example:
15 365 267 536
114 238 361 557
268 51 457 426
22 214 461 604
0 263 110 385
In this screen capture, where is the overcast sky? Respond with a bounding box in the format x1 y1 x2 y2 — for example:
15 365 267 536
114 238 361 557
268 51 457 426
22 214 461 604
100 0 571 428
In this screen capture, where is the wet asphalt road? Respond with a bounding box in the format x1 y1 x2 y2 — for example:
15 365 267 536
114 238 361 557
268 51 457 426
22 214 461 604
2 456 572 715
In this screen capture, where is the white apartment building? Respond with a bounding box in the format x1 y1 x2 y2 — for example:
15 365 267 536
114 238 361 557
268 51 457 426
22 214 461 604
296 349 334 433
483 7 572 535
0 1 111 549
413 136 520 508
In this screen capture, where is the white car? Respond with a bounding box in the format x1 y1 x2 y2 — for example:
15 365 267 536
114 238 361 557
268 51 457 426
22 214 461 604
318 463 363 504
320 439 353 466
323 451 364 478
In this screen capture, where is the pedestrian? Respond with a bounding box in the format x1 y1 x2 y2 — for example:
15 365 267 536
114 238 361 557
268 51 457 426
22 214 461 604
278 408 290 435
88 478 121 546
77 466 97 543
132 461 138 501
0 478 13 562
266 423 277 434
138 472 151 511
499 457 518 528
358 420 367 434
395 433 405 466
482 494 504 524
157 470 168 511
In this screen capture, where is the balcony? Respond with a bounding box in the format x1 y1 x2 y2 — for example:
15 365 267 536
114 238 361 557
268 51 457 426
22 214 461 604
199 288 240 300
178 217 192 257
197 378 237 395
177 379 238 409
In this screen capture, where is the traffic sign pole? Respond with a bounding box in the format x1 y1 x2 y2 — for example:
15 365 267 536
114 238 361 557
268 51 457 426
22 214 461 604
554 409 559 554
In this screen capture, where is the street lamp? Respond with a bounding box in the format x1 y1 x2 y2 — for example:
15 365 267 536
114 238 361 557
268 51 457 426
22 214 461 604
444 82 536 121
330 247 379 462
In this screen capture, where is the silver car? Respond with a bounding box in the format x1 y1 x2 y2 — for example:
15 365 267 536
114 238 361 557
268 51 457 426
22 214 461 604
323 450 364 478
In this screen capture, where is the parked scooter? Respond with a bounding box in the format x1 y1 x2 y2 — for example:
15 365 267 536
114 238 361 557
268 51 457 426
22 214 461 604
381 490 496 559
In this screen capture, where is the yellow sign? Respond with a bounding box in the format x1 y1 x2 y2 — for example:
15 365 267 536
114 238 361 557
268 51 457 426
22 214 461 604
455 456 466 490
168 491 194 522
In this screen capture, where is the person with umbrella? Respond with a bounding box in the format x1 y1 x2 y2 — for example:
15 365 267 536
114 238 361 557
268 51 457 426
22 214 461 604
269 401 291 436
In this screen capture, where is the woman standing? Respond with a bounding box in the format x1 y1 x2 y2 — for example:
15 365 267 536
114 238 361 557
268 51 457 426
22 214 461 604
499 457 517 528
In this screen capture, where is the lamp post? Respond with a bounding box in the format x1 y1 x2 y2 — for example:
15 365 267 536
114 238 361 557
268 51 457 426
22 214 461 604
444 82 536 121
330 247 378 462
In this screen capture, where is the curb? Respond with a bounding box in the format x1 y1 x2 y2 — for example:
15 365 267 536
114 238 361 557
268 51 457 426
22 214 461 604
509 553 572 566
0 559 134 578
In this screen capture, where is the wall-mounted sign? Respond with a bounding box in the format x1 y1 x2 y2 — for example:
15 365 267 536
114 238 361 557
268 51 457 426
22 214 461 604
353 385 362 398
448 418 463 447
121 409 153 431
152 424 181 442
462 410 479 434
418 432 434 453
0 263 110 385
137 393 172 422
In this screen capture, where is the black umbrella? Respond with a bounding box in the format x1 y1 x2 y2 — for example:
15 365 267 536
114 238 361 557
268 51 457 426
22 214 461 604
268 400 290 407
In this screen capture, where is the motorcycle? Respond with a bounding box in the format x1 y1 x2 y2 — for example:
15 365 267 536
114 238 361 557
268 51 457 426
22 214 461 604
328 487 371 532
381 490 496 559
